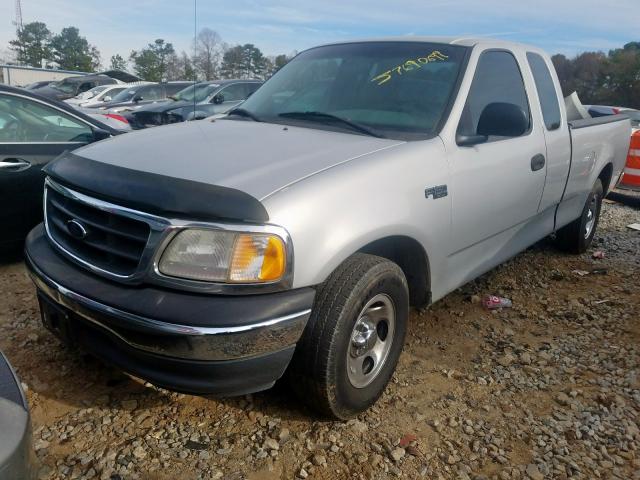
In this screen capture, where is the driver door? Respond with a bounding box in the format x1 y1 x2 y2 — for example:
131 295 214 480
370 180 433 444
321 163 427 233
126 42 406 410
0 91 94 247
445 50 546 284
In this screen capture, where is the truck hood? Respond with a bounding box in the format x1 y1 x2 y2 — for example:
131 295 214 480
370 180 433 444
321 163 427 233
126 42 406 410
74 119 404 200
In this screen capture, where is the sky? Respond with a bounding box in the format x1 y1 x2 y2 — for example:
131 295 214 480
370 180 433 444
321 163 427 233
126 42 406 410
1 0 638 65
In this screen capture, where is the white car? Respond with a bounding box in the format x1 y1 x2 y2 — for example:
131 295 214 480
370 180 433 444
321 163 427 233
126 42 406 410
65 85 127 108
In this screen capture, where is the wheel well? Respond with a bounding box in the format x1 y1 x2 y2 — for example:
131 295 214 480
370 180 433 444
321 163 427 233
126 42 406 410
358 236 431 307
598 163 614 194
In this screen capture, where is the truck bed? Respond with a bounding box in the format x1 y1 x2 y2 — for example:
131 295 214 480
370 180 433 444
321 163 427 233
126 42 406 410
556 114 631 230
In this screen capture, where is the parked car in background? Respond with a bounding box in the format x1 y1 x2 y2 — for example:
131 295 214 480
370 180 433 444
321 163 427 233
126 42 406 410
23 80 52 91
89 82 193 114
0 85 122 250
24 38 631 419
65 84 128 108
587 105 640 130
31 74 118 101
124 80 263 129
0 350 33 480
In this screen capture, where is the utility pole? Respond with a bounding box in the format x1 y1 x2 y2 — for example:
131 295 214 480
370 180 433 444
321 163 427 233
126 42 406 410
14 0 23 33
12 0 24 64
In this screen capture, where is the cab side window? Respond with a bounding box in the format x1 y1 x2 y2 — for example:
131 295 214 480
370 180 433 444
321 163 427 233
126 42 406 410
139 85 164 101
164 84 189 97
0 94 93 143
458 50 531 142
219 84 247 102
526 52 562 130
78 82 94 93
245 83 261 96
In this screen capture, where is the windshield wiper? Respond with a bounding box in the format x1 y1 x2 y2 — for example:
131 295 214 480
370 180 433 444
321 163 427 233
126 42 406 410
278 111 384 138
227 107 261 122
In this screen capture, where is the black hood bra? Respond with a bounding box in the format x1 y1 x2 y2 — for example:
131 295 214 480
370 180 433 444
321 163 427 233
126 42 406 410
44 153 269 223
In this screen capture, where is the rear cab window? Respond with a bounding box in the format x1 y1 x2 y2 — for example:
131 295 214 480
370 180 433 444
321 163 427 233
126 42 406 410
526 52 562 130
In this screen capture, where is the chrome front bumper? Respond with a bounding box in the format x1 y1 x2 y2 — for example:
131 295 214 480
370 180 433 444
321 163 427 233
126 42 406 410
28 260 311 362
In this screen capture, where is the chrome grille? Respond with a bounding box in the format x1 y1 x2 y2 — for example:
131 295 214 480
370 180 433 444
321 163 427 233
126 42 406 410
45 183 151 277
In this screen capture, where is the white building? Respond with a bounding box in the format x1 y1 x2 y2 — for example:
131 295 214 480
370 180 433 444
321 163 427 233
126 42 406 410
0 64 88 87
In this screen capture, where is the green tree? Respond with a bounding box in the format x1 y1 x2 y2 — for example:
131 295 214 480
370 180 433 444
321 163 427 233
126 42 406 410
50 27 100 71
181 52 196 81
264 53 292 77
130 39 175 81
220 44 268 79
551 54 575 95
605 43 640 108
9 22 52 67
220 45 244 78
274 54 290 70
109 54 128 71
165 52 195 81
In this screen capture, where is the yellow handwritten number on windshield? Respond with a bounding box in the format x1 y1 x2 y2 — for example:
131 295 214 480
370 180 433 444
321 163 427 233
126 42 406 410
371 51 449 86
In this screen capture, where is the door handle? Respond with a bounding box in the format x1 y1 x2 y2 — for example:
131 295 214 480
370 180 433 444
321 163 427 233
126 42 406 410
531 154 545 171
0 158 31 172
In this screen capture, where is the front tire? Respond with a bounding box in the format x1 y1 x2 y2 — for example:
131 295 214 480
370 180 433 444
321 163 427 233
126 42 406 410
289 253 409 419
556 178 603 254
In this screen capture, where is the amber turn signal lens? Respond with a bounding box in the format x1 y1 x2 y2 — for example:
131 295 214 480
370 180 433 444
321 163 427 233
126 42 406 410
229 234 286 282
259 235 286 281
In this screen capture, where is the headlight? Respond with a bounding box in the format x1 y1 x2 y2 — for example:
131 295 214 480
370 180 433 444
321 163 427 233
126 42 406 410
158 229 287 283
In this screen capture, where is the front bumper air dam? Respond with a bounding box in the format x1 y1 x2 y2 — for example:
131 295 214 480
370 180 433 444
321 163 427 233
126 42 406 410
24 224 315 396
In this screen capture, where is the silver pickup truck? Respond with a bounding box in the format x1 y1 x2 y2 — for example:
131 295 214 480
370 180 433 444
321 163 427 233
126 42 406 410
25 37 631 419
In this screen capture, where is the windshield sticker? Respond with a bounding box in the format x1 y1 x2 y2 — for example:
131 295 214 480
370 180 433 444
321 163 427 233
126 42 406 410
371 51 449 86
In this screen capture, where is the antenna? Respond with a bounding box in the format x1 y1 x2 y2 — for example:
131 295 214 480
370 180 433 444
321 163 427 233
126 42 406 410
14 0 23 33
193 0 197 117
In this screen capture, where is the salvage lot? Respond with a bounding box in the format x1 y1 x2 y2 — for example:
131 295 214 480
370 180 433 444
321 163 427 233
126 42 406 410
0 192 638 480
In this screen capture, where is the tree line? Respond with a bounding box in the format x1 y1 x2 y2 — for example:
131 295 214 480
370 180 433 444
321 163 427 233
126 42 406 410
6 22 293 82
9 22 100 71
6 22 640 108
552 41 640 109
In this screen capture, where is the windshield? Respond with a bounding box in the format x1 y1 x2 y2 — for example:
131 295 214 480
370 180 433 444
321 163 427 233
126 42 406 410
173 83 219 103
79 86 108 99
51 79 78 94
237 42 467 140
110 86 143 103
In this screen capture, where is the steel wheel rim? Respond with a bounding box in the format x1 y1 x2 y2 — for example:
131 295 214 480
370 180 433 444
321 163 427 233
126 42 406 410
347 293 396 389
584 194 598 239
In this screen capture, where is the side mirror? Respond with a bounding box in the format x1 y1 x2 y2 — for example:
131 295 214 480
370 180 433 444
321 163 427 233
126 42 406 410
133 95 143 103
102 96 112 103
92 128 111 141
456 133 488 147
212 93 224 104
477 102 529 138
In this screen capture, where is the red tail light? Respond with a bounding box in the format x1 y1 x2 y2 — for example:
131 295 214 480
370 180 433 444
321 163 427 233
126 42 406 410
105 113 129 124
612 108 620 114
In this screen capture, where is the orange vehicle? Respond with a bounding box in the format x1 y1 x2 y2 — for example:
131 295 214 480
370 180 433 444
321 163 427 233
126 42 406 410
619 130 640 191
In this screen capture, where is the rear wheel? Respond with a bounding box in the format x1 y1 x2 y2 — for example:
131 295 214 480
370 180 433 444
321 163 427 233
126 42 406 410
556 178 603 253
289 253 409 419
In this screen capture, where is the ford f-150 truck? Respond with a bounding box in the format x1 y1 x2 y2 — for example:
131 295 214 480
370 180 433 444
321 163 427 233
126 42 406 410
24 37 631 419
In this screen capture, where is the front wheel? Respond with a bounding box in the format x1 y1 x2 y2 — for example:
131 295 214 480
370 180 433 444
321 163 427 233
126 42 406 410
289 253 409 419
556 178 603 254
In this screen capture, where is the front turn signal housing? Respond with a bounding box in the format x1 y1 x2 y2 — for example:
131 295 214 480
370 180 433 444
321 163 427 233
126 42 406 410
230 234 286 282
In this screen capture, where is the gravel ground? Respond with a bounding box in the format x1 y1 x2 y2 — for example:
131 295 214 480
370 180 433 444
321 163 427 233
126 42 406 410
0 190 638 480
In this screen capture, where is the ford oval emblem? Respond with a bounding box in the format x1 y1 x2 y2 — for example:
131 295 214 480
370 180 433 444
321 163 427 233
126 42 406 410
66 219 88 240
